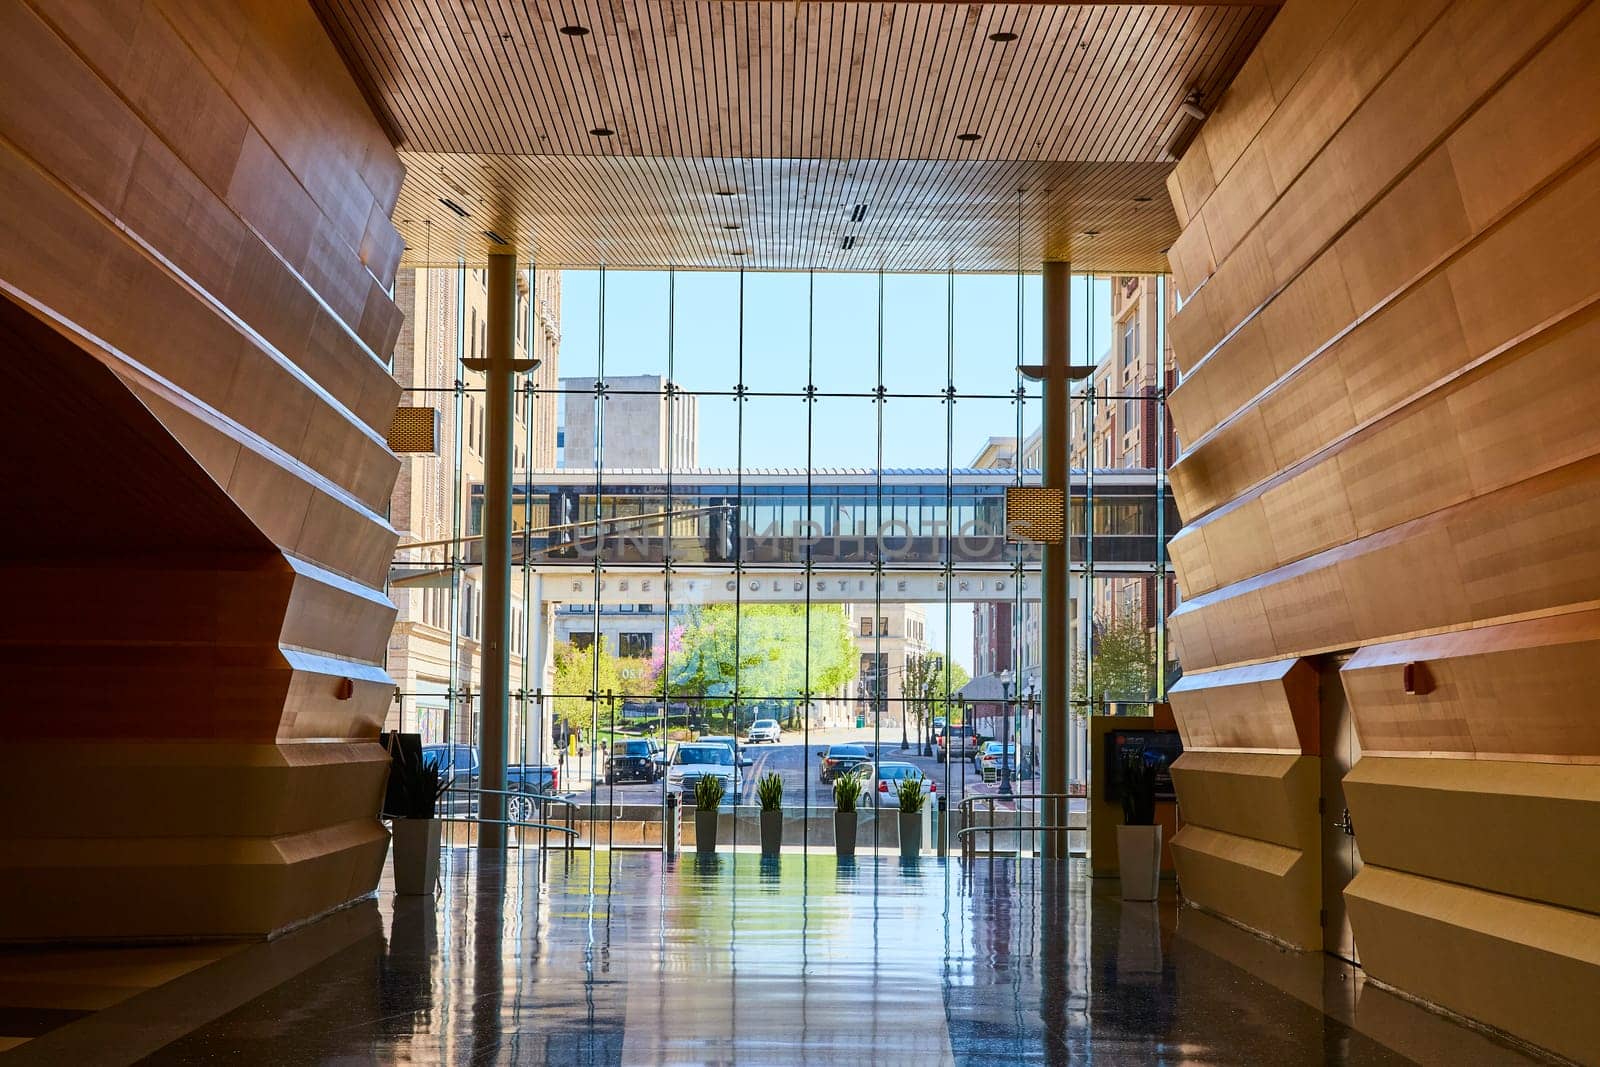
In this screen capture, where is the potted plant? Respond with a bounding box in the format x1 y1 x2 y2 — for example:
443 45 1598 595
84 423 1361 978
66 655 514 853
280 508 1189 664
693 775 725 855
1117 749 1166 901
833 772 861 857
896 776 927 860
756 772 784 858
389 749 450 896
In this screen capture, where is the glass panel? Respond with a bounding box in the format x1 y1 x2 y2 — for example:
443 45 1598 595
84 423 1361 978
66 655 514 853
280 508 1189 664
810 272 879 396
740 271 811 395
669 271 741 392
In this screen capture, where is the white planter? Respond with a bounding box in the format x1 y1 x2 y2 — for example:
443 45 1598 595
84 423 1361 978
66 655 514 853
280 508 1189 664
834 810 858 857
1117 824 1163 901
391 817 442 896
760 810 783 857
898 811 923 859
695 809 720 854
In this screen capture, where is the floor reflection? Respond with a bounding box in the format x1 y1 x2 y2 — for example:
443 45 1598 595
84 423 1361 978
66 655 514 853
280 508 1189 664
138 849 1544 1065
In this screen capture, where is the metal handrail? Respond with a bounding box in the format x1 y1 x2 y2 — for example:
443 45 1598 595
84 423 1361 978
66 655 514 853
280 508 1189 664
956 793 1085 858
435 785 580 847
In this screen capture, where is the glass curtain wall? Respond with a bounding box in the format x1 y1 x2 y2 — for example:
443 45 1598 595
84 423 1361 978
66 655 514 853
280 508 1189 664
385 265 1177 851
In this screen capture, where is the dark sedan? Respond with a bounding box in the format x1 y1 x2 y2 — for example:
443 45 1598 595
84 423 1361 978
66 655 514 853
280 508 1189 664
817 744 872 784
605 739 663 784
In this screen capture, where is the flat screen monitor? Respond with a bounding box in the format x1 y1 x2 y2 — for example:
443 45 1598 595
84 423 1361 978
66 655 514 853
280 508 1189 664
1103 729 1182 802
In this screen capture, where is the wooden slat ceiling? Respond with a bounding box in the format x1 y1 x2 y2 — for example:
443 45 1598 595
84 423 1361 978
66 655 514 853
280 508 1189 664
314 1 1277 271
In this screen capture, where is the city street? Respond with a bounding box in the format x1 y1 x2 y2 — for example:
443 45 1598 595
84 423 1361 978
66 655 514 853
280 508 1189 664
569 725 1047 809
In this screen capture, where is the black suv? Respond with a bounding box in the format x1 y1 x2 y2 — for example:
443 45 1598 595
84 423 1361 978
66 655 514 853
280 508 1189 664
606 739 663 784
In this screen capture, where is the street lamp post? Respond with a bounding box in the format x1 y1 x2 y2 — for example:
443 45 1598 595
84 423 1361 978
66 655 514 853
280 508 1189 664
999 669 1014 799
899 682 909 751
922 653 941 757
1027 680 1039 782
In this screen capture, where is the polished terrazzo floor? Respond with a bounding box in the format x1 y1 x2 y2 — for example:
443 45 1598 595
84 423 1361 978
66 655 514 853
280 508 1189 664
16 849 1549 1065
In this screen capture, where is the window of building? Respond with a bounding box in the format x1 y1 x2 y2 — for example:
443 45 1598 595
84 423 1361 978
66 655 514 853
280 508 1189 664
571 632 594 651
619 632 653 658
637 603 653 613
1122 319 1137 373
861 617 873 636
879 616 889 636
1124 399 1138 438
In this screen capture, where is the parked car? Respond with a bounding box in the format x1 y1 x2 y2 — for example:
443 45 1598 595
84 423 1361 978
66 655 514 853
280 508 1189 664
605 739 662 784
505 764 560 821
817 744 872 783
746 718 782 744
419 744 558 819
421 743 479 780
977 742 1023 782
934 724 983 763
863 761 937 806
667 742 746 798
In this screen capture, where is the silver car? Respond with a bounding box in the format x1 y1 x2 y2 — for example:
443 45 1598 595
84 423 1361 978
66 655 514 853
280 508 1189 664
746 718 782 744
863 761 936 806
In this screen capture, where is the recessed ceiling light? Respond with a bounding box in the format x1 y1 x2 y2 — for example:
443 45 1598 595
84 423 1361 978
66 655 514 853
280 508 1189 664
559 25 589 36
988 31 1019 43
956 132 982 142
590 126 613 137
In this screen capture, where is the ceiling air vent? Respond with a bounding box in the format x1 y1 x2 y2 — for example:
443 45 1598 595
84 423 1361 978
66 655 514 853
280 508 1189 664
849 204 868 223
439 197 470 218
841 235 856 250
483 230 509 245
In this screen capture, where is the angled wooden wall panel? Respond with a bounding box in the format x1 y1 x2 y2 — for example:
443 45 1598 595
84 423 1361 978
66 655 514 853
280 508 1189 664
1171 141 1600 523
1169 0 1583 374
1165 0 1600 1053
1341 611 1600 761
1172 301 1600 601
1167 661 1322 948
0 0 405 940
1343 868 1600 1066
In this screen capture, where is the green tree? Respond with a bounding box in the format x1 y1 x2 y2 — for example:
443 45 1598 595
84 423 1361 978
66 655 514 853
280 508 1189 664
903 653 971 738
552 640 626 735
668 604 858 713
1073 613 1156 714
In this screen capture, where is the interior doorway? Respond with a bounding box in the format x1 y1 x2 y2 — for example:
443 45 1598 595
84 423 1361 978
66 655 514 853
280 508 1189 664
1317 653 1362 963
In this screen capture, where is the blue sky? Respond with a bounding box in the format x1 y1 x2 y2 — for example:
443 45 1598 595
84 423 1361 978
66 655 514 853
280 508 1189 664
555 268 1114 668
557 270 1112 470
